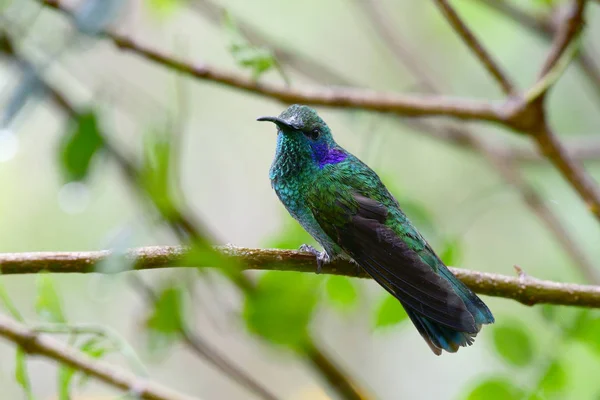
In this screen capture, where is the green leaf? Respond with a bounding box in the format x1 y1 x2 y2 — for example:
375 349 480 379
60 111 104 182
374 295 407 329
58 365 76 400
466 378 524 400
265 215 314 249
244 271 318 351
539 360 568 395
325 276 358 311
60 336 110 397
440 237 463 266
574 315 600 356
74 337 110 389
0 276 24 322
146 0 181 15
15 349 35 400
141 130 174 216
492 321 534 367
223 12 277 80
540 304 557 323
36 274 66 323
145 285 184 351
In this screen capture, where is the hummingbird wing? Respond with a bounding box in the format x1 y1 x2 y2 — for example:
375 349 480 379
307 176 477 334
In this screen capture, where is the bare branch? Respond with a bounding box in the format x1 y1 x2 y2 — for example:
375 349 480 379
189 0 353 86
355 0 599 283
0 246 599 308
534 123 600 220
0 314 197 400
36 0 501 123
477 0 553 35
111 35 502 122
478 0 600 103
433 0 516 95
538 0 586 77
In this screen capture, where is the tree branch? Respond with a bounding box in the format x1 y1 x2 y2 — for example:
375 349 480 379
189 0 353 86
0 246 599 308
355 0 599 283
110 35 502 122
433 0 516 95
477 0 600 101
36 0 502 123
0 314 197 400
538 0 586 77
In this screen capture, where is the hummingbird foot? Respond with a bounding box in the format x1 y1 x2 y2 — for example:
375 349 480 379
299 244 330 274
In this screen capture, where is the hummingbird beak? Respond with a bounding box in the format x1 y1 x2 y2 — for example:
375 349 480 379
256 116 297 131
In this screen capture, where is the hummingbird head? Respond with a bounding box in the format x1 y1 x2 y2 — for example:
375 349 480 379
258 105 346 171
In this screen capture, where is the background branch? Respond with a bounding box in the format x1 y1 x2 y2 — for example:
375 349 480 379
355 0 599 283
476 0 600 102
0 314 197 400
0 246 598 308
433 0 515 95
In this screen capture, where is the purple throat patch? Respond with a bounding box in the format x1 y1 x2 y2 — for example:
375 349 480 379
318 148 347 168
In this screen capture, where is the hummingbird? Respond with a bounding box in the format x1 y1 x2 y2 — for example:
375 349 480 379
257 104 494 355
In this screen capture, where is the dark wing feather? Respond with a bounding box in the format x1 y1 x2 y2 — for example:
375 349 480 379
314 193 477 333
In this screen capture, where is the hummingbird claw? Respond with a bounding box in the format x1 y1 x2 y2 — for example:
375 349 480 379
299 244 330 274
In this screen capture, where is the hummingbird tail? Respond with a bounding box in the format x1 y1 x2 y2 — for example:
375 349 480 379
438 264 495 326
406 265 495 355
405 308 477 355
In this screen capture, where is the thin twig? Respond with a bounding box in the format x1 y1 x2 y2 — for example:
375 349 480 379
0 314 198 400
36 0 502 123
31 322 148 376
433 0 516 95
477 0 600 102
0 246 599 308
110 35 502 122
127 275 281 400
538 0 586 77
189 0 353 86
526 0 600 222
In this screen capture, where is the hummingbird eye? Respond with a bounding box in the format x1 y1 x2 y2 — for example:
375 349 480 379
306 128 320 140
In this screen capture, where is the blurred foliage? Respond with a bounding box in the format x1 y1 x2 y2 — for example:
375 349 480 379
222 11 282 81
265 214 315 249
244 271 318 351
15 348 35 400
0 276 24 321
141 129 175 216
439 237 463 266
146 0 182 17
466 378 525 400
1 0 600 399
374 294 407 329
538 360 568 396
145 284 185 352
60 112 104 183
1 62 43 128
36 273 67 323
492 320 535 367
59 337 109 400
324 275 358 311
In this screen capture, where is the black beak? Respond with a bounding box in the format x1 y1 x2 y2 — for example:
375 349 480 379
256 116 296 130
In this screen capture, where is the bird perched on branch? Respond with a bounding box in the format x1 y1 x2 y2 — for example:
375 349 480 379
258 105 494 354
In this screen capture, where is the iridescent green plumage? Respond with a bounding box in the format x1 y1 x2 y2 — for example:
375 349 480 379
258 105 494 354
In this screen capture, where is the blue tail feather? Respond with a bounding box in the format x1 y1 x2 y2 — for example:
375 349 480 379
406 265 494 354
438 265 495 325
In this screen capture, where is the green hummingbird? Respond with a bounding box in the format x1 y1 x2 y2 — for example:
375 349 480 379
258 104 494 355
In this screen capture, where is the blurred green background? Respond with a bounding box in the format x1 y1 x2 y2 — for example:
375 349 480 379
1 0 600 399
